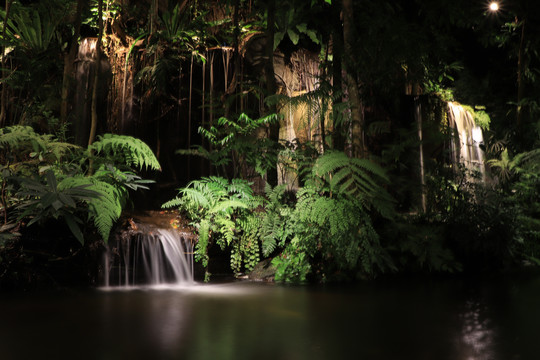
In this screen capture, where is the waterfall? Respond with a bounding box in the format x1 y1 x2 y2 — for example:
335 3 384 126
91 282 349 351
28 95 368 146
103 225 195 288
447 102 486 181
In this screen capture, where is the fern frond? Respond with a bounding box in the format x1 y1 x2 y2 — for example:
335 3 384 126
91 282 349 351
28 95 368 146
215 217 236 246
87 179 123 242
161 197 183 209
90 134 161 171
209 199 249 214
46 141 80 161
0 125 38 149
179 187 212 209
59 176 122 242
195 219 211 267
261 212 280 256
228 178 254 198
514 148 540 170
313 151 352 178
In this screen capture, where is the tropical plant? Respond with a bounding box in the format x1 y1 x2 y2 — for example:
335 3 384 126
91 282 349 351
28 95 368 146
0 126 160 244
309 150 395 218
162 176 262 280
15 171 100 244
88 134 162 172
0 125 77 166
487 147 540 264
183 113 281 179
262 151 396 282
1 4 60 53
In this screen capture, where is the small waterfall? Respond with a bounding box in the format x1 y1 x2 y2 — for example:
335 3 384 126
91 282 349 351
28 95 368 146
447 102 486 181
103 222 195 288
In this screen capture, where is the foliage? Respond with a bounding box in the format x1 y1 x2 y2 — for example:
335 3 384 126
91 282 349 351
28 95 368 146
0 125 77 166
88 134 161 171
462 105 491 130
260 184 294 257
0 126 159 244
261 151 396 282
310 150 395 218
487 147 540 264
1 3 61 53
15 171 100 244
273 1 326 50
162 176 262 279
420 166 521 272
182 113 281 179
57 172 133 243
271 242 311 283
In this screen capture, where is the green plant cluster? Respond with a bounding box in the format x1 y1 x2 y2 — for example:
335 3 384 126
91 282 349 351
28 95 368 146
461 105 491 130
180 113 281 179
488 147 540 264
163 176 262 280
0 126 159 245
164 148 397 283
265 151 396 282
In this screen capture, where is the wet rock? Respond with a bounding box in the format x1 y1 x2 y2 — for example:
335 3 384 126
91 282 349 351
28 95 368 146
248 258 276 282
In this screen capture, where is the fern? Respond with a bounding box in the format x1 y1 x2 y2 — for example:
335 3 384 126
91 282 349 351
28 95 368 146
180 187 212 209
162 176 262 277
0 126 39 149
59 176 123 242
210 200 249 215
89 134 161 171
0 126 78 165
195 219 210 267
215 216 236 247
161 196 184 209
311 151 395 219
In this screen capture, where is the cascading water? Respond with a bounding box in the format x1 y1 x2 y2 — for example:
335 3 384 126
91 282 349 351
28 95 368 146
447 102 486 181
103 215 195 288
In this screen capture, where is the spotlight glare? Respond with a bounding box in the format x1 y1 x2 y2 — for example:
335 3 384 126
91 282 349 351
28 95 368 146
489 2 499 11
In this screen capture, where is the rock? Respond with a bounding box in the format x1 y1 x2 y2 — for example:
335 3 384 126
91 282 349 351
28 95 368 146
248 258 276 282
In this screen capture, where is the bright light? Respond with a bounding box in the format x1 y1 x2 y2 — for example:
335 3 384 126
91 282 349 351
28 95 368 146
489 2 499 11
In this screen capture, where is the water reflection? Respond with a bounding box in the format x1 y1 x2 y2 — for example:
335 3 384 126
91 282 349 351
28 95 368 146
458 300 495 360
1 278 540 359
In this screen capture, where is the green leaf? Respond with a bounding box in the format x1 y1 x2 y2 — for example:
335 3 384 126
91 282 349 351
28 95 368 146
296 23 308 33
274 31 285 50
64 214 84 245
287 29 300 45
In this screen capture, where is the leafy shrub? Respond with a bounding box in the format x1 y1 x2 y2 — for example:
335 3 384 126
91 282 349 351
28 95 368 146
179 113 281 179
263 151 397 282
162 176 262 280
0 126 160 244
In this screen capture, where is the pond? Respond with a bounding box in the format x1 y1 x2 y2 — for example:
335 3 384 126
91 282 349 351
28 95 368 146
1 275 539 360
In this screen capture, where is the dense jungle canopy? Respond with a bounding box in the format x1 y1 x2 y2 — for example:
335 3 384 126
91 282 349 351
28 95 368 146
1 0 540 287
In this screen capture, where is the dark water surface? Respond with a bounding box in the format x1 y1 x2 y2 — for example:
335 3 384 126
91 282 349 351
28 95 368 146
1 276 540 360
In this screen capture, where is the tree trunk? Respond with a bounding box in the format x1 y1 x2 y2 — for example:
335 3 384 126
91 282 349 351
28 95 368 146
88 0 103 147
331 0 345 151
265 0 279 186
0 0 13 127
60 0 84 125
516 18 526 130
342 0 366 158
